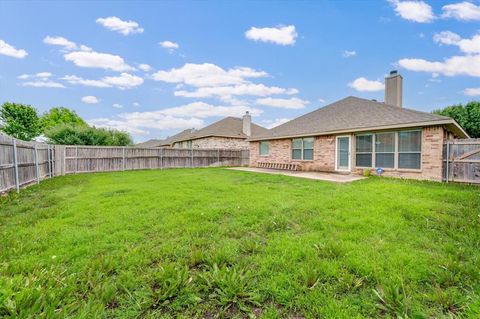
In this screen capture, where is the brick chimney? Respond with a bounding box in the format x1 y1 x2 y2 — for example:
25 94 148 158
242 111 251 136
385 70 403 107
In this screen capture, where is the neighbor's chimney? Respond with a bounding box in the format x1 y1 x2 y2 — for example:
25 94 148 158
385 70 403 107
242 111 251 136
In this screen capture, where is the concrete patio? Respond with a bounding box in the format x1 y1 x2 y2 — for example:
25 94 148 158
228 167 366 183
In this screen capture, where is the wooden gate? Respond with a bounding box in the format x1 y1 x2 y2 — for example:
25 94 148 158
444 139 480 184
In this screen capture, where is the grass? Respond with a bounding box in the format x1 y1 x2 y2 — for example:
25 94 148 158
0 168 479 318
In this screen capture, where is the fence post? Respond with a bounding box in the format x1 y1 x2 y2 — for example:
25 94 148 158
34 144 40 184
445 140 450 183
12 139 20 193
51 147 55 177
75 146 78 174
160 148 163 169
122 147 126 171
191 148 194 168
47 145 52 178
217 149 220 165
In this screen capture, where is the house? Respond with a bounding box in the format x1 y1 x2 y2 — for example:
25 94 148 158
136 129 196 148
248 71 469 181
161 113 269 149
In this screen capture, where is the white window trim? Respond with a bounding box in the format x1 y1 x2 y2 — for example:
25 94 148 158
292 137 314 161
335 135 351 172
355 133 374 168
259 141 269 156
354 129 422 171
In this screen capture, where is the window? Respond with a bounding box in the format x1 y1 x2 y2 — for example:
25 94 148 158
398 130 421 169
259 141 269 156
375 132 395 168
292 137 314 160
355 135 373 167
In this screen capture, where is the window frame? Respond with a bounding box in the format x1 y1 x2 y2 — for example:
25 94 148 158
259 141 269 156
397 129 422 170
374 132 396 169
354 129 422 171
291 137 314 161
355 133 374 168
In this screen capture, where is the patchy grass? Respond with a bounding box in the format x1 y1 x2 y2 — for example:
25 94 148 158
0 168 479 318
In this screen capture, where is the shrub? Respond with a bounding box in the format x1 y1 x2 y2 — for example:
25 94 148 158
45 124 133 146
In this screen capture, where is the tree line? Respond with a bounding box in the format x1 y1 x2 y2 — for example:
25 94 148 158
0 102 132 145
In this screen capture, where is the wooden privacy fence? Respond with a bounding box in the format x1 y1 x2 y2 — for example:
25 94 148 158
62 146 249 174
0 133 250 193
444 139 480 184
0 134 56 193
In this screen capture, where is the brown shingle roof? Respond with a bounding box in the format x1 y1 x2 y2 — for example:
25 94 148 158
250 96 468 140
172 117 269 143
135 139 165 148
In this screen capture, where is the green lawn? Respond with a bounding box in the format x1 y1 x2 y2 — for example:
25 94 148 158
1 169 479 318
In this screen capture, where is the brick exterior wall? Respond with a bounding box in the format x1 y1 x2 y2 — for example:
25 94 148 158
175 136 249 149
249 126 446 181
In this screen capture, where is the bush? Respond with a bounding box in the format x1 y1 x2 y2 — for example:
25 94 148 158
44 124 133 146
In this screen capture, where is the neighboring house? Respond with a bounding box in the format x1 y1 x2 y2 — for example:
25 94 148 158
249 71 469 181
135 129 195 148
163 113 269 149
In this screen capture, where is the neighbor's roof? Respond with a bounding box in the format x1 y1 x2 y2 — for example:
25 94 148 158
159 129 197 146
249 96 469 140
171 117 269 144
135 139 165 148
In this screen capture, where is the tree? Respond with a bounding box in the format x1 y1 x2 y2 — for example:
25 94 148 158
44 124 133 146
433 101 480 138
40 107 87 132
0 102 41 141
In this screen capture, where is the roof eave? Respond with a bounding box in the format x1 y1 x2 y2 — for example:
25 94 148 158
248 120 469 141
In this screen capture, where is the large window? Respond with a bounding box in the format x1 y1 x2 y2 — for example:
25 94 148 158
375 132 395 168
355 135 373 167
355 130 422 170
259 141 269 156
398 130 421 169
292 137 314 160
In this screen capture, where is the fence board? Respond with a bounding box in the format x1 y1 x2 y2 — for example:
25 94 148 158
443 139 480 184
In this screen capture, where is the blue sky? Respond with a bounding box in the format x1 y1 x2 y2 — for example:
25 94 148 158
1 0 479 142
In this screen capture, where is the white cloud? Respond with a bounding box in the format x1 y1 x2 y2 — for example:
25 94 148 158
0 39 28 58
434 31 480 54
62 75 111 88
62 73 143 89
112 103 123 109
64 50 134 71
342 50 356 58
22 81 65 88
389 0 435 23
18 72 64 88
255 97 309 109
96 16 144 35
36 72 52 78
245 25 298 45
159 101 262 118
159 41 179 53
138 63 152 72
175 83 298 99
463 87 480 96
348 77 384 92
89 114 204 136
82 96 100 104
43 36 77 50
262 118 291 129
132 102 140 107
398 55 480 77
442 1 480 21
152 63 267 87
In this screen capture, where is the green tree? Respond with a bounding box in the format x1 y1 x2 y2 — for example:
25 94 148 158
45 124 133 146
0 102 41 140
40 107 87 132
433 101 480 138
